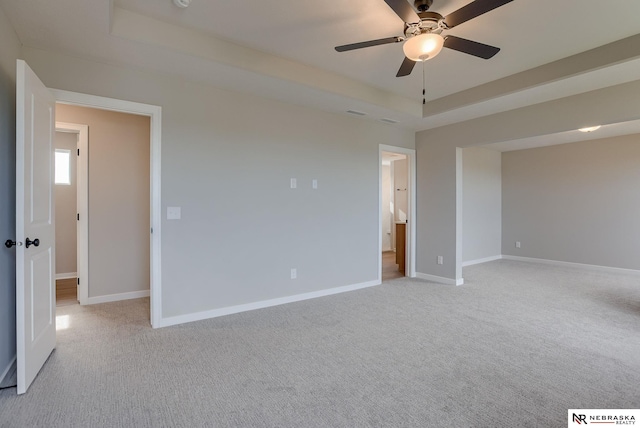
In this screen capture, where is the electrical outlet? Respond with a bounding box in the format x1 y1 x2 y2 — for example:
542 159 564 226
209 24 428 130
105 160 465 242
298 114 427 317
290 268 297 279
515 241 521 248
437 256 443 265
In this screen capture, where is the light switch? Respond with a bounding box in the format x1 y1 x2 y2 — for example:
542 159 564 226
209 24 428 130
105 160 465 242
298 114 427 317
290 178 297 189
167 206 181 220
312 179 318 189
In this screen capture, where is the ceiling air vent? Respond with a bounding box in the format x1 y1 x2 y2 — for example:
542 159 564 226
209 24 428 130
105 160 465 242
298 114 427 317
346 110 367 116
380 118 398 124
173 0 191 8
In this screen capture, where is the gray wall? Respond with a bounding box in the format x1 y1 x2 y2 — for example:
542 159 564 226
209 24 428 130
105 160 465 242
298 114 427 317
0 5 20 380
56 104 151 298
54 131 77 276
462 147 502 263
502 135 640 270
414 139 459 280
23 47 415 319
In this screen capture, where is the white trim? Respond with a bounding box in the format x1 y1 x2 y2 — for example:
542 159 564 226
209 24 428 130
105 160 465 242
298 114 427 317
416 272 465 286
501 255 640 276
55 272 77 280
455 148 463 284
56 122 89 305
378 152 383 283
85 290 150 305
462 255 503 267
52 89 162 328
0 356 16 386
15 60 26 394
157 279 380 328
379 145 417 280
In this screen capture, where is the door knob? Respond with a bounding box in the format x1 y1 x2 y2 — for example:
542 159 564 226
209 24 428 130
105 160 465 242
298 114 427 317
5 239 18 248
25 238 40 248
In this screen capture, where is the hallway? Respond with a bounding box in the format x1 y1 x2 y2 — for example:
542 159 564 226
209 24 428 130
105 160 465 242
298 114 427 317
382 251 403 282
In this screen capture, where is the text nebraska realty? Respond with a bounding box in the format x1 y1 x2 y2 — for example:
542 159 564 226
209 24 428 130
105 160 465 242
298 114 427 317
586 414 636 424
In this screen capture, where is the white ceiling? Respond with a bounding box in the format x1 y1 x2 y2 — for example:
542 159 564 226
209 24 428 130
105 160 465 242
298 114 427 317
2 0 640 149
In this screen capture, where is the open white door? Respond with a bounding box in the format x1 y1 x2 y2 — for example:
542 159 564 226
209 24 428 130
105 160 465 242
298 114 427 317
15 59 56 394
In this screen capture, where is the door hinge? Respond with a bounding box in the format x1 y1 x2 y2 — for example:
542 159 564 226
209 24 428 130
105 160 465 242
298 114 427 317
150 227 153 234
77 213 80 221
77 278 80 285
77 148 80 156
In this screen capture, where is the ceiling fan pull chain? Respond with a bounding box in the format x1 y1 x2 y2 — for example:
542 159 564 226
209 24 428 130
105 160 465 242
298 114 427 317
422 61 426 105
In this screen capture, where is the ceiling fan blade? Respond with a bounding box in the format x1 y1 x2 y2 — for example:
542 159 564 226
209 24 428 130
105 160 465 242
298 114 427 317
396 57 416 77
383 0 420 23
444 35 500 59
443 0 513 28
335 36 403 52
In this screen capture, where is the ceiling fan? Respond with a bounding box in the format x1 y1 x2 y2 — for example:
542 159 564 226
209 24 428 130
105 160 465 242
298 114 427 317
335 0 513 77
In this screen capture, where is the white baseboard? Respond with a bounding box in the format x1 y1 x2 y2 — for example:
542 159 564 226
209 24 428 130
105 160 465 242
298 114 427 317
501 255 640 276
0 355 16 386
85 289 150 305
55 272 77 280
415 272 464 286
156 279 381 328
462 255 502 267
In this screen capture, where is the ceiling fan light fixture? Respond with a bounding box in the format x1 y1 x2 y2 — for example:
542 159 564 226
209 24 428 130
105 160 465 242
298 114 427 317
403 33 444 62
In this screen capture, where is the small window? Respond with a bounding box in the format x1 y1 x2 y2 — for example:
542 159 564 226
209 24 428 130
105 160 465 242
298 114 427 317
55 149 71 185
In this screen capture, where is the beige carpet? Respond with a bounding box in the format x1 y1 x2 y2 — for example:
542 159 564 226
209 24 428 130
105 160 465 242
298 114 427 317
0 260 638 427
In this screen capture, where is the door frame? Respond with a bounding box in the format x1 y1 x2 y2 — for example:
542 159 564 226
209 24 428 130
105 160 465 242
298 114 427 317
379 144 416 280
54 122 88 304
51 90 162 327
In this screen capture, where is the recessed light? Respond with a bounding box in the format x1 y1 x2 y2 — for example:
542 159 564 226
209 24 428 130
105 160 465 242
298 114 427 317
578 125 601 133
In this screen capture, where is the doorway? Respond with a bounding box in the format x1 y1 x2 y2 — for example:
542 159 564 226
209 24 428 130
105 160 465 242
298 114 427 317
53 125 82 306
52 90 162 327
54 105 151 310
379 145 416 282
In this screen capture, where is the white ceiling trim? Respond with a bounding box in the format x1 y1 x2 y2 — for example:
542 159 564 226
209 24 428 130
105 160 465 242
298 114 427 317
483 119 640 152
4 0 638 149
423 34 640 117
110 6 421 117
111 6 640 134
418 79 640 152
415 57 640 131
